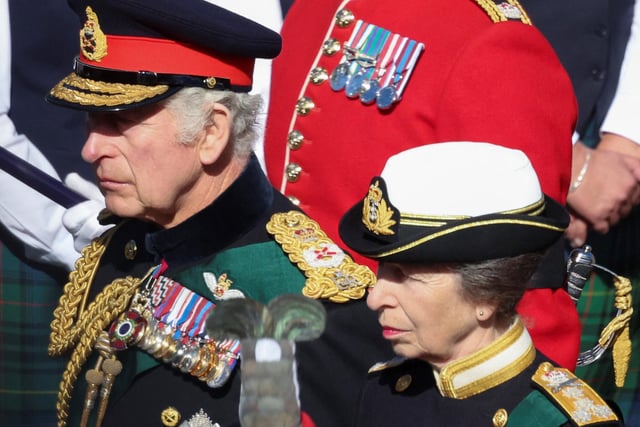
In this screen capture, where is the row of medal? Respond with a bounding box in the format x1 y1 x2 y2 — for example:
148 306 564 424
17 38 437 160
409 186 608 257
329 20 424 110
108 270 240 388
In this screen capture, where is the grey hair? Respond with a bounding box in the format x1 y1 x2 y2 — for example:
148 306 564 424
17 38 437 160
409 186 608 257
450 252 545 323
162 87 264 158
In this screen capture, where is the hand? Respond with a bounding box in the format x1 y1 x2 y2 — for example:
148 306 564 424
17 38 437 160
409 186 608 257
566 140 640 234
565 214 589 248
62 173 112 251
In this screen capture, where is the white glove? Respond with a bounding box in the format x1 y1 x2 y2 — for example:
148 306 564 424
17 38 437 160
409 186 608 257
62 173 112 251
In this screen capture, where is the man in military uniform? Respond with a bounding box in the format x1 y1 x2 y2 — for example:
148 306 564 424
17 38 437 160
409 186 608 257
46 1 390 426
264 0 580 369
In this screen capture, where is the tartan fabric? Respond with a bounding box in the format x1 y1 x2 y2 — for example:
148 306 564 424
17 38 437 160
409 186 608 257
574 207 640 425
0 241 67 427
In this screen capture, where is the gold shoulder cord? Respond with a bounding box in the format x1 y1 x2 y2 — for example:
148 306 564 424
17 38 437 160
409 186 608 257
473 0 532 24
49 228 147 427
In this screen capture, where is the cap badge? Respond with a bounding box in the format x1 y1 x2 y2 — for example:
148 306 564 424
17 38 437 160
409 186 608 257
80 6 108 62
362 179 396 235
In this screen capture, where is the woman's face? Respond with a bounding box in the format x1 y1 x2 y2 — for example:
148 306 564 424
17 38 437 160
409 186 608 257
367 262 494 368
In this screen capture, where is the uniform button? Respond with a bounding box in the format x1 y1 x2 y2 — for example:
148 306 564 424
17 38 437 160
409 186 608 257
287 195 301 206
395 374 412 392
594 24 608 38
288 130 305 150
335 9 355 27
309 66 329 85
591 68 606 81
296 96 315 116
322 38 342 56
160 406 181 426
492 409 509 427
286 163 303 182
124 239 138 260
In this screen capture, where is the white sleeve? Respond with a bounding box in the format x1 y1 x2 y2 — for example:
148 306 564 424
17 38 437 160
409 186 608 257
0 1 79 270
600 1 640 143
0 115 80 270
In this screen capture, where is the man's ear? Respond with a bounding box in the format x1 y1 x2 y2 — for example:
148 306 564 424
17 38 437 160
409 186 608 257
199 102 231 165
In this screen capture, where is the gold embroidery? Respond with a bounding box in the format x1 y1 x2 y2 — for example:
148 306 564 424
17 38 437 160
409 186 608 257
533 362 618 426
362 180 396 235
266 211 376 303
80 6 108 61
49 73 170 107
473 0 531 24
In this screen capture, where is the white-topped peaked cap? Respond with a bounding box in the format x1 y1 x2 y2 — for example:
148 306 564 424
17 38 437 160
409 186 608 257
339 141 569 263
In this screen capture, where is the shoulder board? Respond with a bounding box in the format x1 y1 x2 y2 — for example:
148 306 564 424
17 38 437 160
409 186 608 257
532 362 619 426
472 0 531 24
368 356 407 374
266 210 376 303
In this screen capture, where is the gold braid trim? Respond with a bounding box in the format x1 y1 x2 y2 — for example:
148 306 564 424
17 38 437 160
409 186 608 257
49 235 109 356
597 276 633 387
49 73 169 108
48 226 146 426
55 276 142 427
473 0 532 24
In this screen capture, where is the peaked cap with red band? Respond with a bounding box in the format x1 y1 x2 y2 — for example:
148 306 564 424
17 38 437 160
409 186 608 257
47 0 281 111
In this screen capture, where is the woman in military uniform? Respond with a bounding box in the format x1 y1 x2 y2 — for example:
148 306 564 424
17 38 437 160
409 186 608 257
339 142 623 426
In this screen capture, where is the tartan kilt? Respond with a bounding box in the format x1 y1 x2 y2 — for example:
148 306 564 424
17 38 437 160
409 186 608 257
0 241 68 426
575 207 640 425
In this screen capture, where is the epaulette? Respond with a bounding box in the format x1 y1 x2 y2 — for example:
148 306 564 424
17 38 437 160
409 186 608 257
473 0 531 24
266 210 376 303
532 362 619 426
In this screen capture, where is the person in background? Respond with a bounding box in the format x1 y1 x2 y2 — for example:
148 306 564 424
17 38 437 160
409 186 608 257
522 1 640 422
0 1 99 425
264 0 580 370
44 1 389 426
339 141 623 426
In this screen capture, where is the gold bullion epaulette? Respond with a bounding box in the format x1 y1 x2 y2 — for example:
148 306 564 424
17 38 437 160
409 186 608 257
532 362 619 426
473 0 531 24
266 210 376 303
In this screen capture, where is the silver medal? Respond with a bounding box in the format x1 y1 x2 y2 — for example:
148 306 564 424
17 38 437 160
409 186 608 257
359 79 380 104
376 85 398 109
330 62 350 91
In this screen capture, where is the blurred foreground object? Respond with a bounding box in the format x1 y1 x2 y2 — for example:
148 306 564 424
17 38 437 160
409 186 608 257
207 294 326 427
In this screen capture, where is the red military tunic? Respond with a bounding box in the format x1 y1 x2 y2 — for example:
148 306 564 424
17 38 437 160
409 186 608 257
265 0 580 369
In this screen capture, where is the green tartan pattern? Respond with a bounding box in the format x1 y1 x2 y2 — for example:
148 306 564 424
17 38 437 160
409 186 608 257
574 209 640 425
0 243 67 427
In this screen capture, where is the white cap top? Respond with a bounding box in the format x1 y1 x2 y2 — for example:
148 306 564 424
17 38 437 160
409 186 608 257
380 142 543 217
